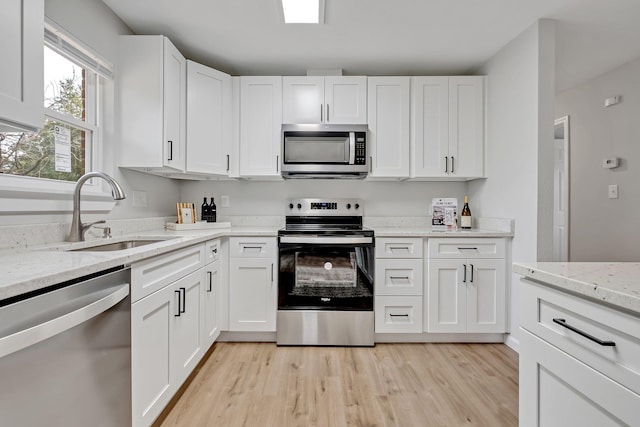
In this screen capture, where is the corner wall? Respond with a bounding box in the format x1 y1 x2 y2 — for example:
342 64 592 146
468 20 556 350
556 57 640 261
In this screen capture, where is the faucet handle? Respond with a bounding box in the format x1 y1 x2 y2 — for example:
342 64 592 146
102 227 112 238
81 220 106 239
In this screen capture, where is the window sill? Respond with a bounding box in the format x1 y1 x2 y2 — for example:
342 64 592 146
0 175 117 214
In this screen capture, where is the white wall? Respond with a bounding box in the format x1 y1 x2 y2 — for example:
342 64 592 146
179 180 467 219
468 20 556 349
556 56 640 261
0 0 181 226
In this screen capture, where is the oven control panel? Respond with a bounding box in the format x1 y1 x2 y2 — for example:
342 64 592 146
287 198 362 216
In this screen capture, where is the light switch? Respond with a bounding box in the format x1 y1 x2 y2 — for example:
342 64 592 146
608 185 618 199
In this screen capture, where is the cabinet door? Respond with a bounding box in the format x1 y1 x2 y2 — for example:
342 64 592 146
170 269 205 387
466 258 506 333
132 285 174 427
426 259 466 332
324 76 367 124
240 76 283 177
186 61 231 175
229 258 277 331
162 38 186 171
367 77 410 178
203 258 221 349
448 76 484 178
519 330 639 427
411 77 449 177
0 0 43 132
375 258 423 296
282 76 324 124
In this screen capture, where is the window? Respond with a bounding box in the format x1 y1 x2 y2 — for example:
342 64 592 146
0 20 115 212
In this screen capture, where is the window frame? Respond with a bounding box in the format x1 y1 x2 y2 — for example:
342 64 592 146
0 19 115 214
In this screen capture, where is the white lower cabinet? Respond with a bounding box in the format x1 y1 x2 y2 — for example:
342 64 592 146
228 237 277 332
426 238 506 333
375 295 422 333
131 268 205 427
203 239 222 348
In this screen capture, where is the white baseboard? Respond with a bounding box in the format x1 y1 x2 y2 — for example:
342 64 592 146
504 334 520 353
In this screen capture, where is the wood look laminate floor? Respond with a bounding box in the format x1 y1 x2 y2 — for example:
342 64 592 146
158 343 518 427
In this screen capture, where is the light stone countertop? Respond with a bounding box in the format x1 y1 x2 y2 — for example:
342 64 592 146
372 227 513 237
513 262 640 316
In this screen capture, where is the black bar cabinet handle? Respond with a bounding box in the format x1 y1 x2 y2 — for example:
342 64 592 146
389 314 410 318
470 264 474 283
389 276 410 280
207 271 213 292
226 154 230 172
174 290 181 317
445 156 448 173
462 264 467 283
451 156 455 173
320 104 323 122
168 140 173 161
552 318 616 347
180 287 186 313
458 247 478 250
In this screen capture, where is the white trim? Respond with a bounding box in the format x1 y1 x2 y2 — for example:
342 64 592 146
554 115 570 262
504 334 520 354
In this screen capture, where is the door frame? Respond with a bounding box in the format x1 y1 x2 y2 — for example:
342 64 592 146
553 116 570 262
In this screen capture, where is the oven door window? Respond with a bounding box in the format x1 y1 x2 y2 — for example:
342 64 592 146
279 244 374 310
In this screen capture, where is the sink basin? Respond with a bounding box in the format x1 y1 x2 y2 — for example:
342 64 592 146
69 238 174 252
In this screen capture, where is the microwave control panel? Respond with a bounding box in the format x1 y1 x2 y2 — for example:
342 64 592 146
355 132 366 165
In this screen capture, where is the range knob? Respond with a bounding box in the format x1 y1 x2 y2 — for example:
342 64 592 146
297 203 302 209
289 203 294 209
355 203 360 210
346 203 351 209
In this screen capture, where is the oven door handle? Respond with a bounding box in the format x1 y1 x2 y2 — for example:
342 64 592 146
280 235 373 245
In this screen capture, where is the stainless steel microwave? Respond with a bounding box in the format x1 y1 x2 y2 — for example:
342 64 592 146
281 124 369 179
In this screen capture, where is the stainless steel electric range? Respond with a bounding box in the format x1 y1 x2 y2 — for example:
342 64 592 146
277 198 374 346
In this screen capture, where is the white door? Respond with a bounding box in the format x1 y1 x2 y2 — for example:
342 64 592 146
240 76 283 176
229 258 277 331
466 258 506 333
203 258 221 348
0 0 43 131
427 259 466 332
448 76 484 178
553 116 570 262
324 76 367 124
162 38 186 170
186 61 231 175
282 76 324 124
411 77 449 177
170 269 205 387
131 285 173 427
367 77 410 178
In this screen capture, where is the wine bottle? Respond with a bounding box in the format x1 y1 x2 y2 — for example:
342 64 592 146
209 197 217 222
201 197 210 222
461 196 472 230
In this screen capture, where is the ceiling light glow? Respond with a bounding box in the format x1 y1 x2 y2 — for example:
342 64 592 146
282 0 321 24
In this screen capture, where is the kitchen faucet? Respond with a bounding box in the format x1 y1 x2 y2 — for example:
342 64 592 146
67 172 126 242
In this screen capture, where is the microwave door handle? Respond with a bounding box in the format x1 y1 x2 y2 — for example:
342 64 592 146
349 132 356 165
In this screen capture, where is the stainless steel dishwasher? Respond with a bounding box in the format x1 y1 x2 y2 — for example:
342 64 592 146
0 266 132 427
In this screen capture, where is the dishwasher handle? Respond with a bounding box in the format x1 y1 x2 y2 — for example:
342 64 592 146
0 282 129 358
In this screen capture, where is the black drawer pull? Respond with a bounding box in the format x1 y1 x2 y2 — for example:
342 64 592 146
389 314 410 318
552 318 616 347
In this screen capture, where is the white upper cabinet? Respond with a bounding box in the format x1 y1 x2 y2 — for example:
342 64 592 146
411 76 484 179
239 76 283 178
0 0 43 132
367 77 410 179
117 36 186 173
282 76 367 124
186 61 232 176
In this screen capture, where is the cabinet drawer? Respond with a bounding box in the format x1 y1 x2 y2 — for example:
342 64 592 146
375 259 423 296
131 244 205 302
521 278 640 395
205 239 221 264
229 237 276 258
375 296 422 333
428 238 504 259
375 238 423 258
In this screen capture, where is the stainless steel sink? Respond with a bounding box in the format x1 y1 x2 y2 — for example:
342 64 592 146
69 238 174 252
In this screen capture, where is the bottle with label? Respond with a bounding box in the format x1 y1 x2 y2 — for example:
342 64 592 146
209 197 217 222
461 196 472 230
201 198 210 222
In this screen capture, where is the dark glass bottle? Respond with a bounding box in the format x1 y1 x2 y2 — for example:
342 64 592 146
460 196 472 230
201 197 210 222
209 197 217 222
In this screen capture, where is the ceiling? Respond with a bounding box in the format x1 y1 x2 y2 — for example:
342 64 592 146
101 0 640 93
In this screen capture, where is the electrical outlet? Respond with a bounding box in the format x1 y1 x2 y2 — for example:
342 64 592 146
132 190 147 207
608 185 618 199
221 195 230 207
